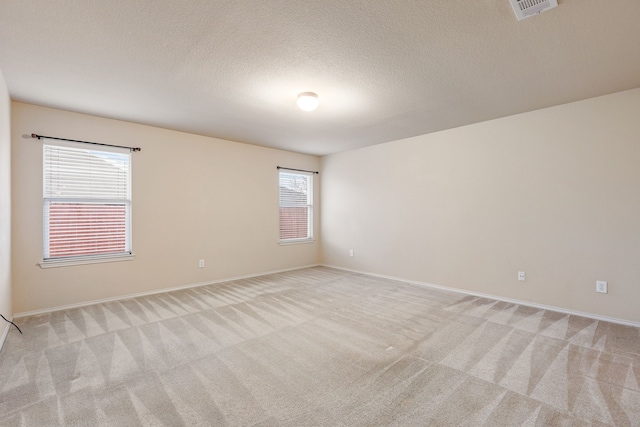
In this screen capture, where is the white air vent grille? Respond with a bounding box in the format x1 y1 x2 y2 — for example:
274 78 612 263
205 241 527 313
509 0 558 21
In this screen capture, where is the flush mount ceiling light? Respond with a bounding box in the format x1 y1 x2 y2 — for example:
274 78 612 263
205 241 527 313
297 92 319 111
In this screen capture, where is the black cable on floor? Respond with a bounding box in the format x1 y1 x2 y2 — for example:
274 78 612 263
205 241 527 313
0 314 22 334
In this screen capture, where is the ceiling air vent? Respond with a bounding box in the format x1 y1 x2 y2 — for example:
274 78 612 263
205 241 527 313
509 0 558 21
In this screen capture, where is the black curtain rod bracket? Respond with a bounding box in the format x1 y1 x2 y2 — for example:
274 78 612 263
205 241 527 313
31 133 141 152
277 166 319 174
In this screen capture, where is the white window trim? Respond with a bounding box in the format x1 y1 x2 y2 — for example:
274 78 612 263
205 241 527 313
39 253 135 268
278 170 314 244
42 142 133 265
278 238 315 246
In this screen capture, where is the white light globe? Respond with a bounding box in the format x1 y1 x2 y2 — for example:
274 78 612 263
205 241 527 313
297 92 319 111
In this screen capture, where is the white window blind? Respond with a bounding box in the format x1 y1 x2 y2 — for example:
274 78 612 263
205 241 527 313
43 144 132 260
279 171 313 242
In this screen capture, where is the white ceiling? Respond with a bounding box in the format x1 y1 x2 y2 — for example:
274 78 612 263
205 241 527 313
1 1 639 156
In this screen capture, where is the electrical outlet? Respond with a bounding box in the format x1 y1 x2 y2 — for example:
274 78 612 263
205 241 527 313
518 271 526 281
596 280 608 294
349 249 354 257
199 259 205 268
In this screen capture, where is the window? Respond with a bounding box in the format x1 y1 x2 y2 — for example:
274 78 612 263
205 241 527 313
43 143 132 263
279 170 313 243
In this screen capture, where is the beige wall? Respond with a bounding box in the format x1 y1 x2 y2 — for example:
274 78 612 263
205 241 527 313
0 69 11 337
321 88 640 324
11 102 320 313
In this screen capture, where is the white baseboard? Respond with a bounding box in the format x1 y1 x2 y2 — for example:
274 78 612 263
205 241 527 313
14 264 321 318
0 319 11 353
15 262 639 329
322 264 640 329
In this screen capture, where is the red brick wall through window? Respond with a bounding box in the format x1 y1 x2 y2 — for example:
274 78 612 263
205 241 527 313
279 207 308 240
47 203 126 258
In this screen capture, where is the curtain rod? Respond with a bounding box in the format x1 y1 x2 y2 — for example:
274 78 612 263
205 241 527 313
31 133 141 152
277 166 319 174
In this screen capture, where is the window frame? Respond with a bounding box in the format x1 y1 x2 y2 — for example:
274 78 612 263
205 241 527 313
278 169 314 245
40 142 134 268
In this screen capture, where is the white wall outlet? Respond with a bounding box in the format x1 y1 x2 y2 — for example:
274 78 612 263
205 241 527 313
596 280 608 294
349 249 354 257
199 259 205 268
518 271 526 281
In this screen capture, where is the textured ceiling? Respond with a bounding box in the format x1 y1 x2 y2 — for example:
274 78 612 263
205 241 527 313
1 1 639 156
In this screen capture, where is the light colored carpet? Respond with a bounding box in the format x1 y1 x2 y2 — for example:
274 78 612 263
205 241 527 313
0 266 639 426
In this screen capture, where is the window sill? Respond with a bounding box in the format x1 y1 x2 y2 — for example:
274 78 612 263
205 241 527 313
39 253 135 269
278 239 315 246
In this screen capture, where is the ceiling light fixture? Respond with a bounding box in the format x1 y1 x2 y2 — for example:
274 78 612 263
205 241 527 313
297 92 319 111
